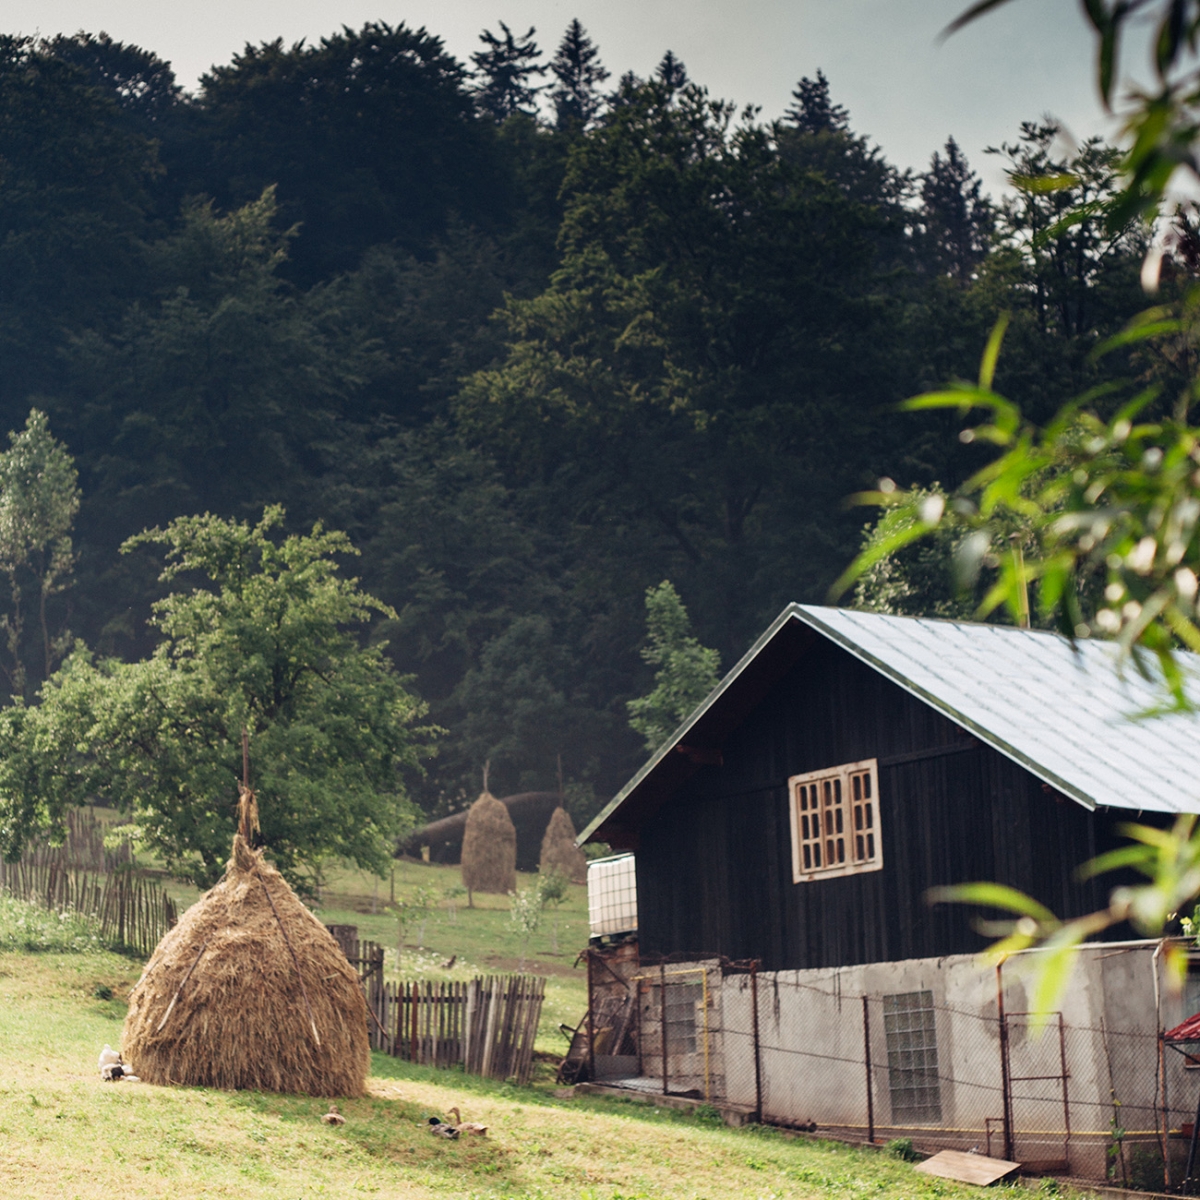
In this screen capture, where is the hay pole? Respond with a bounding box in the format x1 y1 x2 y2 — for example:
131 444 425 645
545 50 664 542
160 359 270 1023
257 871 321 1048
367 992 390 1047
157 935 212 1033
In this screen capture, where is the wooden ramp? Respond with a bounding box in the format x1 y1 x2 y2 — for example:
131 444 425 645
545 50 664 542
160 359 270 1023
914 1149 1020 1186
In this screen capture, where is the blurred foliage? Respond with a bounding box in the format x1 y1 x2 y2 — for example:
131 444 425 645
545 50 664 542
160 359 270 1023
835 0 1200 1011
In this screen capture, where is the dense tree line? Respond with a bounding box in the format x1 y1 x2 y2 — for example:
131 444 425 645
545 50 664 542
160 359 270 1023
0 21 1153 823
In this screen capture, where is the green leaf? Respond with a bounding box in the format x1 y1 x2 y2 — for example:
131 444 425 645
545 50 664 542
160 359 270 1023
939 0 1019 41
926 882 1057 924
979 313 1011 392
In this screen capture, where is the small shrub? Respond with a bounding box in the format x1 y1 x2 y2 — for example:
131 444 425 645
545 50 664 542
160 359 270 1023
92 983 114 1000
1128 1146 1166 1192
885 1137 918 1162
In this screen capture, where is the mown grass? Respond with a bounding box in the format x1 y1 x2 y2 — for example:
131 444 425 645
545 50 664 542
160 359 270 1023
0 944 1010 1200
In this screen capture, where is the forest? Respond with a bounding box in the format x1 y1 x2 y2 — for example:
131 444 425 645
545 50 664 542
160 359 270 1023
0 18 1167 828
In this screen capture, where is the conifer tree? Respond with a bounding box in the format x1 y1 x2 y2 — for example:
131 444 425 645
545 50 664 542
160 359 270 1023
549 19 609 129
918 137 993 282
786 70 848 133
471 22 545 122
655 50 687 92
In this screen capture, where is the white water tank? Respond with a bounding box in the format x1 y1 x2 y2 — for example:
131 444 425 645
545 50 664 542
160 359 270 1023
587 853 637 938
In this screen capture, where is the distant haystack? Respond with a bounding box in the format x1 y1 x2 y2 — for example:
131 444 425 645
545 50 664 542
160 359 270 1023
461 790 516 897
538 806 587 884
122 788 369 1096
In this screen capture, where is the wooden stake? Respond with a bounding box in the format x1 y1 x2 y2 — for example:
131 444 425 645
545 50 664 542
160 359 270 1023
258 873 321 1048
157 935 212 1033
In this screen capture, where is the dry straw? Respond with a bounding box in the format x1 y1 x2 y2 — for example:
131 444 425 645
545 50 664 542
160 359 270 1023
539 806 587 884
461 790 516 897
122 786 369 1096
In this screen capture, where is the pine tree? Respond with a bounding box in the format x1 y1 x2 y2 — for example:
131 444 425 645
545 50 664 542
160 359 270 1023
549 19 609 129
655 51 688 92
786 70 848 134
918 137 993 282
470 22 546 122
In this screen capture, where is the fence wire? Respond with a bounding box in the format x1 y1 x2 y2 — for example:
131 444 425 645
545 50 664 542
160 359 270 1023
581 948 1200 1188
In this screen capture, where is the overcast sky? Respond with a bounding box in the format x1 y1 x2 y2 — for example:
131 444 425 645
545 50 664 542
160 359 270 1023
6 0 1132 192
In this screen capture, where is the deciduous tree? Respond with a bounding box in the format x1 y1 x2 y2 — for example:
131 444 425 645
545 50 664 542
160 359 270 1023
0 508 427 891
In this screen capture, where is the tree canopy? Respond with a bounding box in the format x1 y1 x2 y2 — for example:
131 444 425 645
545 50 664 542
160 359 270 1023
0 13 1166 830
0 509 428 890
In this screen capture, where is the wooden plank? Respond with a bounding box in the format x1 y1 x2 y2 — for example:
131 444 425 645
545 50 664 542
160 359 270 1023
914 1150 1019 1186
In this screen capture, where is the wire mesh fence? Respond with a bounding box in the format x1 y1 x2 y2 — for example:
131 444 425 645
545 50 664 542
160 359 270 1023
579 947 1194 1187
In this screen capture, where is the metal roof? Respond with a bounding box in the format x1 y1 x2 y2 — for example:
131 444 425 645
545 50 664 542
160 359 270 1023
580 604 1200 845
795 605 1200 815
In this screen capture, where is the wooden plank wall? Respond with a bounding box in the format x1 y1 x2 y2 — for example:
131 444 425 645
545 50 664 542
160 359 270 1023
635 637 1136 971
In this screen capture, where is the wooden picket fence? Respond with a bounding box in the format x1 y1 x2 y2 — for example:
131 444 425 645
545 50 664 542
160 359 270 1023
0 842 178 959
329 929 545 1086
16 808 133 873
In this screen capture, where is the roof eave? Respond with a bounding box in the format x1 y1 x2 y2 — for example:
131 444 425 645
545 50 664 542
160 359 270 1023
578 603 808 845
794 606 1099 813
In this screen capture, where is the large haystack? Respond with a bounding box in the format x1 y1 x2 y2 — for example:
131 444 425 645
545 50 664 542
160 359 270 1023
539 806 587 884
461 789 516 896
122 789 369 1096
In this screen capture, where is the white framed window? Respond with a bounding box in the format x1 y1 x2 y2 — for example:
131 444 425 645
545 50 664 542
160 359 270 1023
787 758 882 883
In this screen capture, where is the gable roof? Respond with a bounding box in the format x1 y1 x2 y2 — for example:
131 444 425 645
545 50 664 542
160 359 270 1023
581 604 1200 847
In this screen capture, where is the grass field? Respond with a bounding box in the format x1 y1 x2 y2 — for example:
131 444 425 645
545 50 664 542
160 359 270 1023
0 944 1007 1200
158 857 591 1055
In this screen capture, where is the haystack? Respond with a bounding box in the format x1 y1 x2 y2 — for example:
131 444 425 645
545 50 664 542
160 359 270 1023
461 789 516 896
122 788 369 1096
539 806 587 884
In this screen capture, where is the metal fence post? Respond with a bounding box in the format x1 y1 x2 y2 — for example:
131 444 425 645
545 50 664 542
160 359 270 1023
863 994 875 1145
751 962 763 1124
1159 1030 1171 1193
997 962 1014 1163
661 961 669 1095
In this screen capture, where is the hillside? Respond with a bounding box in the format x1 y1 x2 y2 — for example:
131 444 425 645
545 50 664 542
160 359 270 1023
0 944 989 1200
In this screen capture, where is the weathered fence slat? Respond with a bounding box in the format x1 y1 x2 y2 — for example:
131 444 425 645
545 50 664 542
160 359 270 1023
0 854 178 961
329 933 545 1086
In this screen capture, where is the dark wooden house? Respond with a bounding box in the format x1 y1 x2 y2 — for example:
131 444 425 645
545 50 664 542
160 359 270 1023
581 604 1199 971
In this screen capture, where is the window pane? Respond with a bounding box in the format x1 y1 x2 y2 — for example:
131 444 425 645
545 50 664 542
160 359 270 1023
665 981 702 1054
883 990 942 1123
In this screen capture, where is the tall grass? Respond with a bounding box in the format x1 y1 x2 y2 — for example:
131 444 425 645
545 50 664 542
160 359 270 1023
0 892 103 953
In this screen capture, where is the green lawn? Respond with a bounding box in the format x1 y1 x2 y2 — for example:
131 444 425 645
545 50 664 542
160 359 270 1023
157 857 591 1055
0 946 1011 1200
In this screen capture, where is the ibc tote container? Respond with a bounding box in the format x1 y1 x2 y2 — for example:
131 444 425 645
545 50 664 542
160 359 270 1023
587 852 638 938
